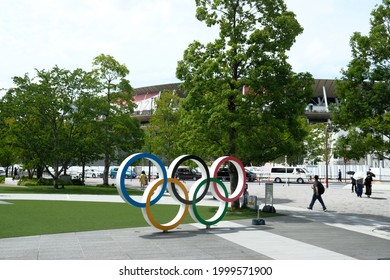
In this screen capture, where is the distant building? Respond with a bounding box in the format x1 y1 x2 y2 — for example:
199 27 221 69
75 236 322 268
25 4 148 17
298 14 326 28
132 79 388 169
132 79 336 124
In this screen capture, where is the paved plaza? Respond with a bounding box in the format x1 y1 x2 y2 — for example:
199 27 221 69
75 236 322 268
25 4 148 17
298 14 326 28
0 179 389 260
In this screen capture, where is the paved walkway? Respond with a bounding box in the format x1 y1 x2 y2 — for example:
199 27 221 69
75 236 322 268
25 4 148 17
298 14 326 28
1 179 390 260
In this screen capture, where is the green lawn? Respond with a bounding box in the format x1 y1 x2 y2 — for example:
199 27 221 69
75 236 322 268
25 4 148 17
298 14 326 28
0 199 278 239
0 200 182 238
0 184 281 238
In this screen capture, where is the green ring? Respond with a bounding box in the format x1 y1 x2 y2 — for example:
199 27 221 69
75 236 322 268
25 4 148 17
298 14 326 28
192 178 228 226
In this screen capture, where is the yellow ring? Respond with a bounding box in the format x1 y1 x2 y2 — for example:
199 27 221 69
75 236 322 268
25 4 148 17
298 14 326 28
142 178 189 231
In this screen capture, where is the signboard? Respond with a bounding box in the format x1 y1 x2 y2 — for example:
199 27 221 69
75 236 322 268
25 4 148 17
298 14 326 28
248 195 257 209
265 182 273 206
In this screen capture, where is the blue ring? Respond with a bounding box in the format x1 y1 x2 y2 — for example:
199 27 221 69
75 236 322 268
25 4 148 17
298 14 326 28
119 153 167 208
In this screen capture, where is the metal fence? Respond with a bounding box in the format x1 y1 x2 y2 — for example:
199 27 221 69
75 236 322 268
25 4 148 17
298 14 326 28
304 165 390 182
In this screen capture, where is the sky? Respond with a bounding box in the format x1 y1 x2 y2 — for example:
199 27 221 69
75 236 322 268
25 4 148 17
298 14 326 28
0 0 383 94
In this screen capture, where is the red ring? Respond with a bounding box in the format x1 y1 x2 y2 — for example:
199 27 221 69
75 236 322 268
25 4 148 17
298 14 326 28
211 156 246 202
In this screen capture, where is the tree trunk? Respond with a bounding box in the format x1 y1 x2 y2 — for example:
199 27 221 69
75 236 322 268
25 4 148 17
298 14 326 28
103 154 110 185
36 166 44 179
53 165 59 189
229 161 240 210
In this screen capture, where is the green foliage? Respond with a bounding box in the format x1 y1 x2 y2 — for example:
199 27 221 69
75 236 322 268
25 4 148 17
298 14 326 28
2 66 103 187
176 0 313 165
303 123 328 165
91 54 144 185
18 178 54 186
333 130 368 161
176 0 313 209
71 178 84 185
0 176 5 183
332 0 390 161
0 54 144 188
144 90 184 164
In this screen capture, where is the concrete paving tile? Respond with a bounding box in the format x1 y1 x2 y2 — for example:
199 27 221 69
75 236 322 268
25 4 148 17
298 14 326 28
0 235 40 245
38 248 84 260
0 248 38 260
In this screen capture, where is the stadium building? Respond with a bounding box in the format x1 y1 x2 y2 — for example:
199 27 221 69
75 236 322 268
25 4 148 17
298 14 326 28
131 79 389 178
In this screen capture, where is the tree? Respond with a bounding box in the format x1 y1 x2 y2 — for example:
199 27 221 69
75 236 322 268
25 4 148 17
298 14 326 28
2 67 100 187
0 136 19 177
66 85 105 179
0 101 19 176
176 0 313 208
303 123 327 165
92 54 144 185
333 130 368 162
332 0 390 163
144 90 183 164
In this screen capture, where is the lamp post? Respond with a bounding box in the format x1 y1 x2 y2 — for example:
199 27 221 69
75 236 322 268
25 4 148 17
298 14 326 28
147 97 156 183
325 120 332 188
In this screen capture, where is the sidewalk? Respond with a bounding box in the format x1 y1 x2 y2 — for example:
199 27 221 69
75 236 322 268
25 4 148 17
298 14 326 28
1 179 390 260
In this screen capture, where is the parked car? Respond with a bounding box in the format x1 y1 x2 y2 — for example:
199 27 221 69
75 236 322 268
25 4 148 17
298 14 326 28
78 169 103 178
245 169 257 182
269 166 310 183
0 170 5 176
175 166 202 181
216 168 256 182
109 167 136 179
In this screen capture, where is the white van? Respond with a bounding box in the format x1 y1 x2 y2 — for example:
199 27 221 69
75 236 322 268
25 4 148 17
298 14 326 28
269 166 311 184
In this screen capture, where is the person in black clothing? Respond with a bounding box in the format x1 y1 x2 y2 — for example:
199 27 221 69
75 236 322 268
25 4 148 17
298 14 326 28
364 172 373 198
307 175 327 212
351 176 356 193
12 168 18 180
338 169 342 182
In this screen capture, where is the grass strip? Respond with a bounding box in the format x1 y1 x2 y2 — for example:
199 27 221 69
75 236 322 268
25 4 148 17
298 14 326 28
0 200 279 238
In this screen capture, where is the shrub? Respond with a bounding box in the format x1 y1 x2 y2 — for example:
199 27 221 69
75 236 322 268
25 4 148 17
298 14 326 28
71 178 84 185
18 178 54 186
18 178 37 186
37 178 54 186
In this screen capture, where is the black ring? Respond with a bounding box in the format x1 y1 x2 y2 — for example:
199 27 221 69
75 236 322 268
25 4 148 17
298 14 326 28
169 155 210 205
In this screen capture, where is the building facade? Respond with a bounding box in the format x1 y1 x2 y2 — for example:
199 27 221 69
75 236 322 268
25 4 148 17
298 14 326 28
132 79 389 173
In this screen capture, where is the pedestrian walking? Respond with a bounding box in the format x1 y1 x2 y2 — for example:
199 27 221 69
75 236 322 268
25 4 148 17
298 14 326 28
338 169 342 182
351 176 356 193
356 178 364 197
12 168 18 180
307 175 327 212
139 171 147 190
364 172 373 198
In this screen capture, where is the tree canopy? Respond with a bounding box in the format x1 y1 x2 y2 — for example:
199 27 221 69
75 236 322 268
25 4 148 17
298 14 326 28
0 55 144 187
1 67 100 187
92 54 144 185
332 0 390 163
175 0 313 208
144 90 183 165
176 0 313 163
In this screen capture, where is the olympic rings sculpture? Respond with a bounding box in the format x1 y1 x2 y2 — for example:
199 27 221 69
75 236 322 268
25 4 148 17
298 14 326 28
116 153 246 231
